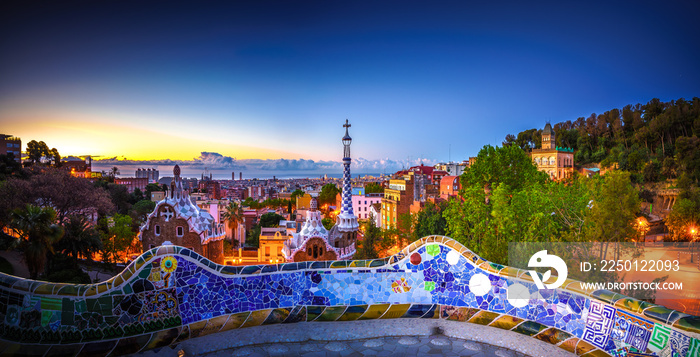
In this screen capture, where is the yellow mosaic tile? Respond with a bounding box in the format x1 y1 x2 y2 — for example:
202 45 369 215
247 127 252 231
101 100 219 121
468 310 500 325
141 327 180 351
316 306 347 322
380 304 411 319
337 305 367 321
534 327 572 345
614 297 644 314
575 340 598 355
443 306 479 322
198 315 228 336
359 304 390 320
580 350 612 357
557 337 579 354
220 312 251 332
240 309 272 328
489 314 524 330
32 283 54 295
565 280 594 296
187 320 208 339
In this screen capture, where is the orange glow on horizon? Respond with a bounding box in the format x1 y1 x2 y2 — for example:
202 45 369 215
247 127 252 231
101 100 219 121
1 112 306 161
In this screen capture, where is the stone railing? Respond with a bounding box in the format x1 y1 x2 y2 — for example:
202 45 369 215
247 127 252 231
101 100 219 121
0 236 698 356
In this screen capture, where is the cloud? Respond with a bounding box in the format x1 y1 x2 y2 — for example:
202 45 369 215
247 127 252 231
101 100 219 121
94 152 243 169
93 152 437 174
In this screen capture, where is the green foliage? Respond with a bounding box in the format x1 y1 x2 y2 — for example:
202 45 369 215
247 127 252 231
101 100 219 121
0 153 23 181
144 183 162 200
582 171 641 259
502 97 700 181
241 197 290 210
321 217 334 231
412 201 447 241
462 144 547 192
106 183 131 215
99 214 136 264
9 204 64 279
130 200 155 225
355 213 395 260
259 212 284 228
54 214 102 267
364 182 384 194
222 201 243 231
666 194 700 241
318 183 340 206
290 189 305 201
246 224 261 248
24 140 61 167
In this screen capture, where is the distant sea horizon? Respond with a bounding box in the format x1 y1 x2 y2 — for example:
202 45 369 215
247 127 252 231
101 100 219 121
91 163 385 180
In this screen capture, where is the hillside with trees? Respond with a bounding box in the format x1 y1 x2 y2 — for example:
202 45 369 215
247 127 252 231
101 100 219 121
502 97 700 184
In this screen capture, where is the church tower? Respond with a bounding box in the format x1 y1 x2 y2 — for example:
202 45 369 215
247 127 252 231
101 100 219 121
542 123 555 150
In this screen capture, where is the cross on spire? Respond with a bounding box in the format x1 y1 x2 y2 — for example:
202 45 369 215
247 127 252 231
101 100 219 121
343 119 351 129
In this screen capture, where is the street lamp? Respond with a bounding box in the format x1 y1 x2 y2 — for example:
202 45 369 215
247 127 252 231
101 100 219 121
690 227 698 263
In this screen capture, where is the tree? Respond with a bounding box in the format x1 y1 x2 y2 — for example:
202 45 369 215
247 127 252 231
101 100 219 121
259 212 284 228
290 189 305 201
246 224 261 248
9 205 64 279
99 214 137 264
356 213 382 259
131 200 156 225
321 217 334 231
355 213 395 260
106 183 132 215
583 171 641 260
25 140 50 166
55 214 102 268
364 182 384 194
412 201 447 241
0 167 115 226
0 153 23 181
445 144 550 263
222 201 244 243
462 144 548 193
144 183 162 200
131 188 145 203
109 166 120 179
318 183 341 206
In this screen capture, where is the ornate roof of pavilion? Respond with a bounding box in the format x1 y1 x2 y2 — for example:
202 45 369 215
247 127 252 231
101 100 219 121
139 165 225 245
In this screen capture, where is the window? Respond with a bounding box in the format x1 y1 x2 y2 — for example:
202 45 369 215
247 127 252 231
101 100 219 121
155 225 161 236
6 143 11 147
177 226 184 237
265 246 270 256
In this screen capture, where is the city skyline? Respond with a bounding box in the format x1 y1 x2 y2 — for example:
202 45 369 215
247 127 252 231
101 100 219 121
1 1 699 170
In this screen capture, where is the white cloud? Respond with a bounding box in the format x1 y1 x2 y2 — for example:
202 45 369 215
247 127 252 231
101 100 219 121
94 152 437 173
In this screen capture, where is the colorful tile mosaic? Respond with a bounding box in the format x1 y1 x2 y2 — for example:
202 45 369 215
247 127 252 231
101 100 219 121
0 236 698 357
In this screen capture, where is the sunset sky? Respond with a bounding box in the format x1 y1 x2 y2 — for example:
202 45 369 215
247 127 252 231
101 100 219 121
1 0 699 170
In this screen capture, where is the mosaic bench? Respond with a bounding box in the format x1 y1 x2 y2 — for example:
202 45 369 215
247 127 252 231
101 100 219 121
0 236 698 357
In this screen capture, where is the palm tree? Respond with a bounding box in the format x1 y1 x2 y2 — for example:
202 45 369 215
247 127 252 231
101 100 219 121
110 166 120 179
10 204 64 279
55 215 102 268
222 201 243 248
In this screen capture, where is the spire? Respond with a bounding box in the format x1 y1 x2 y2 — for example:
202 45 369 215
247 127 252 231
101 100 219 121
337 119 359 232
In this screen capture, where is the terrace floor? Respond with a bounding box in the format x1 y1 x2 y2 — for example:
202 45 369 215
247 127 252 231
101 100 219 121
135 319 574 357
200 335 527 357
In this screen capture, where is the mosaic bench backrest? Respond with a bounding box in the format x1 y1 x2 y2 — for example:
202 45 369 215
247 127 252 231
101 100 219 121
0 235 698 357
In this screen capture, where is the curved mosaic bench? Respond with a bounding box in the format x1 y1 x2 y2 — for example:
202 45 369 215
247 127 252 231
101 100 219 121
0 236 698 357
